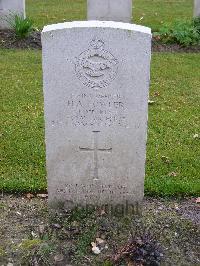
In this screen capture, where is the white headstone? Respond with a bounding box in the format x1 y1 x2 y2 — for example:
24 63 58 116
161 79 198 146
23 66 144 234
194 0 200 17
87 0 132 23
42 21 151 209
0 0 25 29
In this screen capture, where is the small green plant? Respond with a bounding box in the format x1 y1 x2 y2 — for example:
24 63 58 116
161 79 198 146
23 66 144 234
19 239 55 265
193 16 200 32
154 17 200 46
8 14 34 39
76 227 97 256
0 246 6 257
34 242 55 265
103 261 113 266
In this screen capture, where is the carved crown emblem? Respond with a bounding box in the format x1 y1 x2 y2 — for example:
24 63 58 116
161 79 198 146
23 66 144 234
75 38 119 89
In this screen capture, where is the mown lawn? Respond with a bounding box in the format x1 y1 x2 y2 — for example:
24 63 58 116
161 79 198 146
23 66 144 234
26 0 193 31
1 50 199 196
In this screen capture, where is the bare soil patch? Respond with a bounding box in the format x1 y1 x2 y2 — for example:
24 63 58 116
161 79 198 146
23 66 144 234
0 195 199 265
0 30 41 50
152 41 200 53
0 29 200 52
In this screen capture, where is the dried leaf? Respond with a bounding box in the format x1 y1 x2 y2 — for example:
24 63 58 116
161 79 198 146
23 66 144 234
127 261 136 266
195 197 200 204
96 238 105 244
26 193 34 199
148 100 155 104
193 134 199 139
154 91 160 97
38 225 45 236
54 254 64 262
174 203 179 210
92 246 101 254
91 242 96 247
161 156 170 164
36 194 48 198
100 209 106 216
52 223 61 229
31 231 37 238
168 172 178 177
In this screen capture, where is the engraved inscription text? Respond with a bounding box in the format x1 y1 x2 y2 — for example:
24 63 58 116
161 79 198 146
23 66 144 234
66 92 127 127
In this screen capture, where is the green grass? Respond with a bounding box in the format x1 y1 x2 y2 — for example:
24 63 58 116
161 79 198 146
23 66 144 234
133 0 193 31
26 0 87 29
26 0 193 31
147 53 200 196
0 50 46 192
1 50 199 196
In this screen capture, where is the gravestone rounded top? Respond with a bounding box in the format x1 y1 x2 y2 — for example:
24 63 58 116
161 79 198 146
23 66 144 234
42 21 151 35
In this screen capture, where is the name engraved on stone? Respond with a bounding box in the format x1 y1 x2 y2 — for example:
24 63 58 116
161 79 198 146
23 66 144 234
67 92 127 127
79 131 112 180
75 38 119 89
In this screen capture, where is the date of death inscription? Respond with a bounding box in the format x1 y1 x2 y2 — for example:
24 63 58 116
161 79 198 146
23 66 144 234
66 92 128 127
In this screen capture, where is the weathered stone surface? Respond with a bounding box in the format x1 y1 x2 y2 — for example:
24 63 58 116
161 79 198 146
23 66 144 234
42 21 151 209
0 0 25 29
87 0 132 23
194 0 200 17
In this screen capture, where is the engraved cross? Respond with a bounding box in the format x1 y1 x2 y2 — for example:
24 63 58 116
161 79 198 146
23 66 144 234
79 131 112 180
